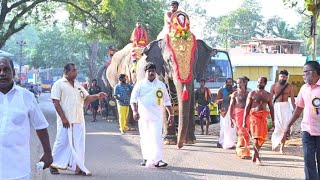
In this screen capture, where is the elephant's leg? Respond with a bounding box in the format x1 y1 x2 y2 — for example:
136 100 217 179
126 108 138 131
176 95 192 149
163 107 177 145
185 94 196 144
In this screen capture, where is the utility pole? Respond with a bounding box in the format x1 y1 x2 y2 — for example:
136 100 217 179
16 40 26 83
225 30 228 51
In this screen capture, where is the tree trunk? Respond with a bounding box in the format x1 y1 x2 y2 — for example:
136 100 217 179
87 40 99 80
311 0 320 61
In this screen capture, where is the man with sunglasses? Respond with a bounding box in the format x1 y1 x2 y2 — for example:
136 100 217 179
285 61 320 180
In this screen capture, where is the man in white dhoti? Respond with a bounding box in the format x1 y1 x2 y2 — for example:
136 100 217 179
50 63 107 176
130 63 174 168
0 57 52 180
215 78 236 149
270 70 295 154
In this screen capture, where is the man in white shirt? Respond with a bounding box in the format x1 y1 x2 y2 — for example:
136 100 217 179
0 56 52 180
50 63 107 176
130 63 174 168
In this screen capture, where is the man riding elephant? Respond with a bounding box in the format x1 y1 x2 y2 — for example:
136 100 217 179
130 21 149 72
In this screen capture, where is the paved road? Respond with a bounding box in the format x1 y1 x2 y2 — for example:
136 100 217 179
30 93 305 180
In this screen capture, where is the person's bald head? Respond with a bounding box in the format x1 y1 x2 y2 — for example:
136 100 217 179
0 56 15 92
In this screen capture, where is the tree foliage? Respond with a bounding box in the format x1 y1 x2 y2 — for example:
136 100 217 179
265 16 297 39
204 0 264 48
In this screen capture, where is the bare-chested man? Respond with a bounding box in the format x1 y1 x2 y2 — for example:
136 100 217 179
244 77 274 165
270 70 296 154
229 78 250 159
157 1 179 39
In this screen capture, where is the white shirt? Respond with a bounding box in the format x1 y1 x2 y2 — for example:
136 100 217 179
51 77 89 124
130 78 171 121
0 83 49 179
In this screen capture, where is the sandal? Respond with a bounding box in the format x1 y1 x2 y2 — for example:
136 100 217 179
75 170 92 176
49 167 60 175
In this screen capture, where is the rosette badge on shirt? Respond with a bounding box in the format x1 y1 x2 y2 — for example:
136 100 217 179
312 97 320 115
156 88 164 105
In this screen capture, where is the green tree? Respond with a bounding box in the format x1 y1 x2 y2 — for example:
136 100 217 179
204 0 264 48
265 16 297 39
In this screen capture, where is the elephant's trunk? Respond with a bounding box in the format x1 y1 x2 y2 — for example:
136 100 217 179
176 83 192 149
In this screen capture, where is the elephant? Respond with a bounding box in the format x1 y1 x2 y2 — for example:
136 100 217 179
106 43 144 88
135 39 213 148
103 49 140 129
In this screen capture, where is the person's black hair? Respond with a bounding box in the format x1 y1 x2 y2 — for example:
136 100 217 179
200 79 206 83
119 74 126 80
92 79 97 82
31 85 33 88
0 56 14 71
171 1 179 6
279 70 289 76
260 77 268 83
144 62 156 72
242 76 250 82
64 63 75 72
225 78 233 83
305 61 320 76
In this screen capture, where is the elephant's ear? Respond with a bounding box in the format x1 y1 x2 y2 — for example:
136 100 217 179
143 40 160 56
195 40 213 80
142 40 165 76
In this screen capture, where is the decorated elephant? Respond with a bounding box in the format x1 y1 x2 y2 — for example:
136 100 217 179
134 11 213 148
105 11 213 148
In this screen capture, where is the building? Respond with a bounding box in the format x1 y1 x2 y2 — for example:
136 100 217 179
229 37 305 91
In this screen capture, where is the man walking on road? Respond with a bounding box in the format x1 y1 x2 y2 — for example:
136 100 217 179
284 61 320 180
270 70 295 154
50 63 107 176
114 74 133 134
195 79 212 135
229 77 250 159
130 63 174 168
89 79 102 122
0 56 53 180
244 77 274 166
215 78 236 149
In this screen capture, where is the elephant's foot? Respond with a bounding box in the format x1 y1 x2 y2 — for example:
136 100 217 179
127 127 138 131
185 135 197 145
185 139 197 144
177 141 184 149
163 135 177 145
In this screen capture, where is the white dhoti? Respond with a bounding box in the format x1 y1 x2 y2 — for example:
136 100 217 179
157 27 169 40
51 122 90 174
219 113 237 149
138 119 163 167
271 102 292 149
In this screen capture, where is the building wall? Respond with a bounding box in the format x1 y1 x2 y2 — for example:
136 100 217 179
233 66 271 80
278 66 303 75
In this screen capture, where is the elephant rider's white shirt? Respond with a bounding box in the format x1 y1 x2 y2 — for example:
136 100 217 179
130 78 171 121
0 83 49 179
